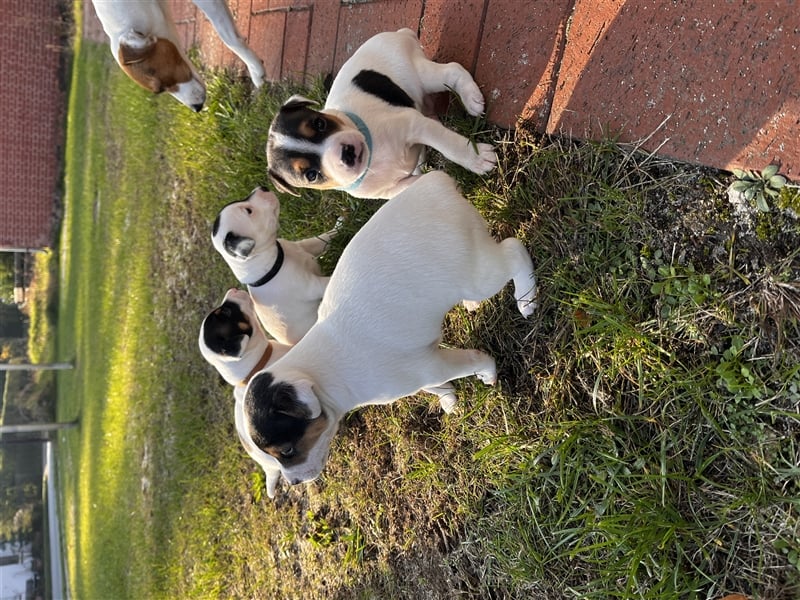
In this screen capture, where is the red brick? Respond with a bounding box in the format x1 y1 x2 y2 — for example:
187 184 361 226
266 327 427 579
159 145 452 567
419 0 485 70
281 8 312 82
333 0 424 72
548 0 800 177
304 0 340 84
474 0 573 129
248 11 286 81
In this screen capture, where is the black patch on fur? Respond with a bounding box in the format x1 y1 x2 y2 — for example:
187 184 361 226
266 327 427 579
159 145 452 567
245 372 311 450
352 69 414 108
202 301 253 356
223 232 255 258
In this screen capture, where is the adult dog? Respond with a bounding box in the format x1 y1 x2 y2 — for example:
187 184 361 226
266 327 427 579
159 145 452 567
211 187 336 345
266 28 497 199
91 0 265 111
241 172 537 492
198 287 288 497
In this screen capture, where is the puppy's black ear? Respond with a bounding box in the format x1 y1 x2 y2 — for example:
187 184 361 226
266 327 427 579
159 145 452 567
268 169 301 197
224 232 256 258
281 94 318 111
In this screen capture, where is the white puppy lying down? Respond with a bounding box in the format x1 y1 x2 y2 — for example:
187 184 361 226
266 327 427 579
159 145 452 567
197 287 288 498
266 28 496 199
211 187 337 345
240 171 537 495
91 0 265 111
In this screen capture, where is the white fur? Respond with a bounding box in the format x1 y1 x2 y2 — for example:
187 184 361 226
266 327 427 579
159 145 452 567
211 188 336 345
91 0 265 109
268 28 496 199
243 172 537 491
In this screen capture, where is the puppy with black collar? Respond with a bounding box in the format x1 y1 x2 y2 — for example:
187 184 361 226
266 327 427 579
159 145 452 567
198 288 287 497
266 28 497 199
241 171 537 493
211 187 337 345
91 0 265 111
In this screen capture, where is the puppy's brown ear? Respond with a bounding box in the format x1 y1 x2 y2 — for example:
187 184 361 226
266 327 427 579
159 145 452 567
118 30 157 64
281 94 319 111
118 32 163 92
268 169 301 197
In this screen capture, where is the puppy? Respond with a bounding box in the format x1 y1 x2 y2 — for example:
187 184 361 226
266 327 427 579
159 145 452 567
198 287 288 497
211 187 336 345
241 171 537 492
266 28 497 199
198 288 291 394
91 0 265 111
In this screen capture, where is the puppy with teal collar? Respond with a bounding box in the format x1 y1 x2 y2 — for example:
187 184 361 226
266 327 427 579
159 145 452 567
266 28 497 199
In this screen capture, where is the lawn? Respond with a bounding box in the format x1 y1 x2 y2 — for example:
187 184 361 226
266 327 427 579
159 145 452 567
50 15 800 600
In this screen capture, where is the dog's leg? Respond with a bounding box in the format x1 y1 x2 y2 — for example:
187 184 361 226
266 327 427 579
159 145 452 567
192 0 266 87
414 59 486 117
409 114 497 174
502 239 538 317
422 383 458 413
295 228 337 257
463 237 537 317
427 348 497 389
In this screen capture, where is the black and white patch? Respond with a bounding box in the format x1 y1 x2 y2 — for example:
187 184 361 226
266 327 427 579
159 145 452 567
352 69 415 108
202 300 253 357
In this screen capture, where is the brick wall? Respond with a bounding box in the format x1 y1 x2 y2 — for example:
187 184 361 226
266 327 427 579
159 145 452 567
0 1 69 249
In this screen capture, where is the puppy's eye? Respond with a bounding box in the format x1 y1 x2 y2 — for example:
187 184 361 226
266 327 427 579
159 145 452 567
280 447 296 459
312 117 326 132
244 207 252 214
305 169 319 183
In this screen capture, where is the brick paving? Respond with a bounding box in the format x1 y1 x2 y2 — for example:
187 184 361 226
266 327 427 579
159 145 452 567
84 0 799 179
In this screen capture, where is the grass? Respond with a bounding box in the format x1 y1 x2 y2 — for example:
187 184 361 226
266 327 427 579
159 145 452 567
47 22 800 600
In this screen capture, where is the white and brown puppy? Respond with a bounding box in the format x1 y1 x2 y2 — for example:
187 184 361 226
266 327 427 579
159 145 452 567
91 0 265 111
198 287 288 498
241 171 537 492
266 28 497 199
198 288 291 395
211 186 337 345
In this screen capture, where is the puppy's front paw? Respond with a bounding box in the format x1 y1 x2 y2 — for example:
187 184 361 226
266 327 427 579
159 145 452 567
462 88 486 117
467 143 497 175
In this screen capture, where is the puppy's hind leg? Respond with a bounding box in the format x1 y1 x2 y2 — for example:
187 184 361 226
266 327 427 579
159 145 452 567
427 348 497 390
422 383 458 413
502 238 538 317
415 59 486 117
465 237 537 317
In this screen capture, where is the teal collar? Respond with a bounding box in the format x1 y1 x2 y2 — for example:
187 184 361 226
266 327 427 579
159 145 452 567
336 111 373 192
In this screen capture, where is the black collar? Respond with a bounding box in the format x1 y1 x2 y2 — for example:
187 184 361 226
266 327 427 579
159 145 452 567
246 241 284 287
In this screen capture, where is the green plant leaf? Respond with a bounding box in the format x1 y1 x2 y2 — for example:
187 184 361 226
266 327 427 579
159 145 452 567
755 194 771 212
762 164 779 179
768 174 787 189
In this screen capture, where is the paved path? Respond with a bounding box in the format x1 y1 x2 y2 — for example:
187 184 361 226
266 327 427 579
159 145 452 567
84 0 799 179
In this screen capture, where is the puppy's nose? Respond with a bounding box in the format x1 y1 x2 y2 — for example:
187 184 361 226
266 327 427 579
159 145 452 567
191 102 204 112
341 144 356 167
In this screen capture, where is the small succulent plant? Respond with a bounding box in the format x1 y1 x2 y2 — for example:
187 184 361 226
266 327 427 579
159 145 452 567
729 164 788 212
